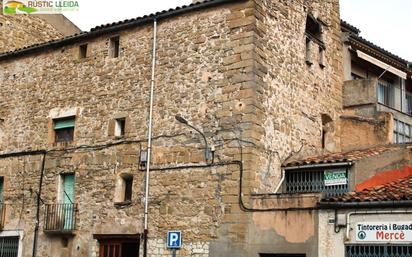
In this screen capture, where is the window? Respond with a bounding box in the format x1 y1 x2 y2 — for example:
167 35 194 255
346 245 412 257
114 174 133 204
79 44 87 59
377 81 395 108
321 114 333 150
54 117 75 143
0 236 19 257
284 168 349 197
94 235 140 257
394 119 411 143
114 118 125 137
45 173 76 231
109 36 120 58
406 92 412 115
305 14 325 66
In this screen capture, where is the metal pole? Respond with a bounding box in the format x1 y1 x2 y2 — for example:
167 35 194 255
143 18 157 257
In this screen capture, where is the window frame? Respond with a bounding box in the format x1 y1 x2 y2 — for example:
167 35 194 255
109 36 120 58
53 117 75 143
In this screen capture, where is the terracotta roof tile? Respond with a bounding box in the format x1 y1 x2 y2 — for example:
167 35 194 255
323 175 412 203
283 144 408 168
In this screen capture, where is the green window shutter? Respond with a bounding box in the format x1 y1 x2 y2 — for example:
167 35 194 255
54 118 75 130
63 174 74 204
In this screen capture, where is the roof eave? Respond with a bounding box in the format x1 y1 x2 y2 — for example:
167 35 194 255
0 0 242 61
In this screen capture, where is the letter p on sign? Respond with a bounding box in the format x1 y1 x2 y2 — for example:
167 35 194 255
167 231 182 249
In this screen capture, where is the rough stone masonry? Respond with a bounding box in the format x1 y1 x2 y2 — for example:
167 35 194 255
0 0 342 256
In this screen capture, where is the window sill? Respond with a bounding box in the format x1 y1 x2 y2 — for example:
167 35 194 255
114 201 132 208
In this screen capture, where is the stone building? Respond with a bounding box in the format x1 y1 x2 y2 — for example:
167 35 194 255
1 0 411 257
0 0 345 256
0 2 80 52
340 21 412 151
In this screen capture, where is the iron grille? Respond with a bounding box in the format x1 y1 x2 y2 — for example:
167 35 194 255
284 169 348 197
44 203 77 233
346 245 412 257
0 237 19 257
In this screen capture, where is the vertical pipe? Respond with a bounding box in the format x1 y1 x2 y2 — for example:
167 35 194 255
32 152 46 257
143 18 157 257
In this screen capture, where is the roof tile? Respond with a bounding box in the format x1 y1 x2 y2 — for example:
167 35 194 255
323 175 412 203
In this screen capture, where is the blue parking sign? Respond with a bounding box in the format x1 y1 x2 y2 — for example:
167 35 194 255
167 231 182 249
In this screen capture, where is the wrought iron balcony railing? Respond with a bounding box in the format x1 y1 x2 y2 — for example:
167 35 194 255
44 203 77 233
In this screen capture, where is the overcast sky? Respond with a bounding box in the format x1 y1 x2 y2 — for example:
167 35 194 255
64 0 412 61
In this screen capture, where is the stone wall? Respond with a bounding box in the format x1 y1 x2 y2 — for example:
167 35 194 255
0 2 64 52
0 1 343 257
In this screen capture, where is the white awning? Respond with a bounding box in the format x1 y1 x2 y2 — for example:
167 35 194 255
356 50 407 79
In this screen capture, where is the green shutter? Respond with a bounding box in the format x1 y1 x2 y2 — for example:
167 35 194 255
54 118 75 130
63 174 74 204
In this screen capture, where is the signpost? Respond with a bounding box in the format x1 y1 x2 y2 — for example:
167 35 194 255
356 222 412 243
167 231 182 257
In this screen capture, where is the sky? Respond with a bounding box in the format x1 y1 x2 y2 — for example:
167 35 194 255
64 0 412 61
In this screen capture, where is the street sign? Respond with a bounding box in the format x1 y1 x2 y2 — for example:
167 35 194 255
356 222 412 242
167 231 182 249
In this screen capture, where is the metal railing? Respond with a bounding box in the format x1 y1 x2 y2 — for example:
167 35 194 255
0 236 19 257
44 203 77 233
284 169 348 198
346 245 412 257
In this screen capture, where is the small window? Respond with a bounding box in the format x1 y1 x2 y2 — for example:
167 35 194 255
114 174 133 204
54 117 75 143
124 176 133 202
114 118 126 137
109 36 120 58
79 44 87 59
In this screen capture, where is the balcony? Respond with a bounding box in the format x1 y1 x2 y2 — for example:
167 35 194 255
344 79 412 118
44 203 77 234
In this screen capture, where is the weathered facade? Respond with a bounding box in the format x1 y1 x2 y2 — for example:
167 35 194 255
340 21 412 151
0 0 345 257
0 2 80 53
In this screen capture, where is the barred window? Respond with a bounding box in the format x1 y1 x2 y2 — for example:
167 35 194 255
284 168 349 198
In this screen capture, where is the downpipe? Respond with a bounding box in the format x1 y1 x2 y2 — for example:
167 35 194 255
143 18 157 257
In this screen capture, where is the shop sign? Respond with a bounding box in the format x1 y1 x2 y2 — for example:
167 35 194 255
356 222 412 242
324 169 347 186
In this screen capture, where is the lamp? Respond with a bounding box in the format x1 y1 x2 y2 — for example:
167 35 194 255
175 115 212 162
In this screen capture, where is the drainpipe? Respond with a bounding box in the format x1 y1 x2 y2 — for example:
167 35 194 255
143 18 157 257
32 152 47 257
345 209 412 240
